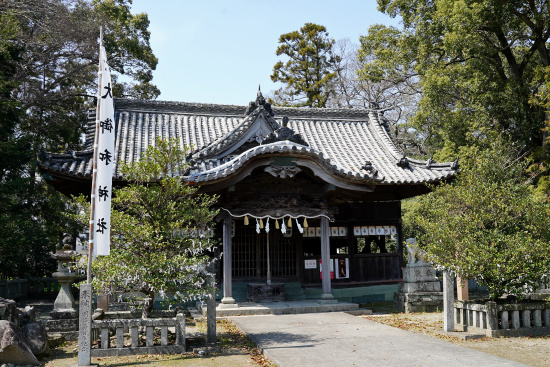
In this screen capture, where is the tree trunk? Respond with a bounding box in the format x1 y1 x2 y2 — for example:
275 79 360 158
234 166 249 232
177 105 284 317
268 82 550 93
142 291 155 319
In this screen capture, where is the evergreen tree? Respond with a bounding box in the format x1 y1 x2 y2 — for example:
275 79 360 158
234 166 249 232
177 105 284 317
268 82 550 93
359 1 550 164
271 23 338 107
0 0 159 278
403 141 550 300
75 139 219 316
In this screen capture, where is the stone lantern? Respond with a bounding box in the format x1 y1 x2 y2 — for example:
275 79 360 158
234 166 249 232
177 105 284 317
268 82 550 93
51 237 78 311
46 236 79 340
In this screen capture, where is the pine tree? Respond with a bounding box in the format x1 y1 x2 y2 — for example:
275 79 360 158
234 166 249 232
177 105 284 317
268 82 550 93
271 23 338 108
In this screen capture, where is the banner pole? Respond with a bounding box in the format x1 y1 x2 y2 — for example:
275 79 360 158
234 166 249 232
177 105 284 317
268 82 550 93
78 26 103 367
86 26 103 284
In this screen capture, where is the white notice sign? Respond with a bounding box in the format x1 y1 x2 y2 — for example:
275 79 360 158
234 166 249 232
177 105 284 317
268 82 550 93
304 259 317 269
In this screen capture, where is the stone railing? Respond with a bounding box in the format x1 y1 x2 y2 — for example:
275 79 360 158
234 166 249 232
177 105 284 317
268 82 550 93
91 313 186 356
455 300 550 337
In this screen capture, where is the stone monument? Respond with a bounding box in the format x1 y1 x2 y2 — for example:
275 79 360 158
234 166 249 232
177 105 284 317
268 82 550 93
46 236 79 340
395 238 443 313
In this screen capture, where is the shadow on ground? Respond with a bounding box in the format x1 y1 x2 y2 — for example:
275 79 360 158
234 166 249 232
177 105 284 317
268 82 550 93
362 301 400 314
238 330 317 348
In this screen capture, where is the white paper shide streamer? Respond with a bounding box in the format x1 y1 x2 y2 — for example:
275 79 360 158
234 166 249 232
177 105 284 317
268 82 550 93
94 44 114 256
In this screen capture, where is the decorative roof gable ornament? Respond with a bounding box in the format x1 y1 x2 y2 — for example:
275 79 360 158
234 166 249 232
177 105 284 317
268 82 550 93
425 156 434 169
264 165 302 179
245 85 274 117
261 116 309 146
361 161 378 176
396 154 410 169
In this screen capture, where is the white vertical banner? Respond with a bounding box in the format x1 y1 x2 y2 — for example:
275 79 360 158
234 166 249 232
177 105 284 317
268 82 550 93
94 44 114 256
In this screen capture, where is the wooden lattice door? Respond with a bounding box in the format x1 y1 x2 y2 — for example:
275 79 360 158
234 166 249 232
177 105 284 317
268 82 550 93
232 223 297 279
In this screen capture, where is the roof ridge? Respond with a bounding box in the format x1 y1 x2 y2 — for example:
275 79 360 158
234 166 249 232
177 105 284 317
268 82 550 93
114 98 245 115
113 98 378 119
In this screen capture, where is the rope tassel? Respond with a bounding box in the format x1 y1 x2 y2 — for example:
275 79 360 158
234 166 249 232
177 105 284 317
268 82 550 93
287 217 292 228
303 217 308 228
259 218 264 229
244 215 249 225
275 219 280 229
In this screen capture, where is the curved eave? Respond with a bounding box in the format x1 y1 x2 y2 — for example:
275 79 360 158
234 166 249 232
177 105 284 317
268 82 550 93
184 141 457 190
186 141 378 183
38 151 94 179
38 141 457 190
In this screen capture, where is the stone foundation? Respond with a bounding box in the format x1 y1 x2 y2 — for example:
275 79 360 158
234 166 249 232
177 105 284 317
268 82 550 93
395 264 443 313
395 291 443 313
45 309 79 341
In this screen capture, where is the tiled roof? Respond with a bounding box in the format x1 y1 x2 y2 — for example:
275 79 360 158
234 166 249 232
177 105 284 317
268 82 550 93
39 97 457 186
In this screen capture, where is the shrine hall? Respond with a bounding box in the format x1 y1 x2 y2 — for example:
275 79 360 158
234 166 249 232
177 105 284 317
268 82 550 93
38 90 458 305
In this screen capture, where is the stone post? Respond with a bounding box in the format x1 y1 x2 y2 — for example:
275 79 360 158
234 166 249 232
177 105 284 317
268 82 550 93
78 283 94 366
207 261 216 343
485 301 498 330
220 216 235 307
176 312 186 350
443 271 455 332
319 217 335 303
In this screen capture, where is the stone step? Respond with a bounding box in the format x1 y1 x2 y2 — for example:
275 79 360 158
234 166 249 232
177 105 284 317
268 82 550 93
213 301 359 317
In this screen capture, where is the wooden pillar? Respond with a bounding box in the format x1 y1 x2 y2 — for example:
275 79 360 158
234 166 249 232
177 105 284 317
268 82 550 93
97 294 108 312
320 217 335 302
396 216 404 272
221 216 235 306
457 276 469 301
347 225 355 281
397 222 404 279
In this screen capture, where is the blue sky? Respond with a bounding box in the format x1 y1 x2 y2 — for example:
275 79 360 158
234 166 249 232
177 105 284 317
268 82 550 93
129 0 400 106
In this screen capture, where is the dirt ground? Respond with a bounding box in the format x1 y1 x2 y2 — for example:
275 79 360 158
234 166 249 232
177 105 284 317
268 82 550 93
364 302 550 367
42 318 275 367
